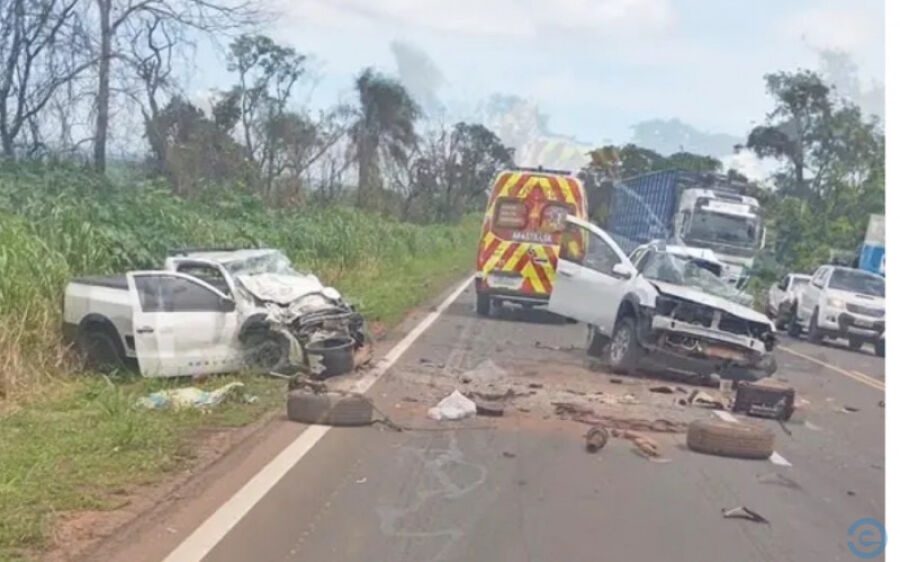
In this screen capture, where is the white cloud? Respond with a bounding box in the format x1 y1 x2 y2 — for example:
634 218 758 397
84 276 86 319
277 0 673 37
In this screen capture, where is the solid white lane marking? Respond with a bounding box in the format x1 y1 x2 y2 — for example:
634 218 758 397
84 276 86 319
162 275 476 562
712 410 791 466
780 346 884 391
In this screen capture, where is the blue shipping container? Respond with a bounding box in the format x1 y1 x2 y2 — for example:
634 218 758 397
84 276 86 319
607 170 681 247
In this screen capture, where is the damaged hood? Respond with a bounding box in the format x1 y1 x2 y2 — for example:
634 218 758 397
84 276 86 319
651 280 772 326
236 273 341 305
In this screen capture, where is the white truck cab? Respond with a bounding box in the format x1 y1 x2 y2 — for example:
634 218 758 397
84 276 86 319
790 265 885 356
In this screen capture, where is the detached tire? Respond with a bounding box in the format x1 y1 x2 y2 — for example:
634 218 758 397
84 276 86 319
286 390 374 426
686 419 775 460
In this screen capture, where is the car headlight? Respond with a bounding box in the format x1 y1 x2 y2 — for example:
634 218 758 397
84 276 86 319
827 297 845 309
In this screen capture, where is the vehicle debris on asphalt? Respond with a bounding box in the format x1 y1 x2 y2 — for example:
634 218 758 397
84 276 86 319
475 400 505 417
585 426 609 453
721 506 769 524
732 380 795 420
427 390 477 421
687 390 726 409
137 382 257 410
757 472 801 490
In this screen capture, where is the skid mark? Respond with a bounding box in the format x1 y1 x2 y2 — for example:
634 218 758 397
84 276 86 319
376 433 488 562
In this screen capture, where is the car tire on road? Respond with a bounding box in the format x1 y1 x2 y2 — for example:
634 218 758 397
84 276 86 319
78 329 125 373
286 389 374 426
686 419 775 460
786 306 802 338
808 308 823 343
607 316 641 374
586 324 608 358
848 337 864 351
875 339 885 358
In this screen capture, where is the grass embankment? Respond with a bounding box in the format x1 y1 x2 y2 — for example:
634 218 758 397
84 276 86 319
0 163 478 560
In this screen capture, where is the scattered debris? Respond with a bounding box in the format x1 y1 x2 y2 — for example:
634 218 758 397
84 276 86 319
553 402 595 417
528 383 543 389
534 341 576 352
847 490 856 496
402 396 419 403
502 451 517 458
732 380 795 420
610 377 623 384
356 477 367 484
564 389 587 396
687 390 725 409
630 434 661 458
757 472 801 490
777 420 792 437
610 428 621 438
722 506 769 524
649 385 675 394
843 405 860 413
475 401 505 417
804 421 822 431
585 426 609 453
517 407 531 413
137 382 257 410
470 388 527 401
427 390 477 421
461 375 472 384
878 400 885 408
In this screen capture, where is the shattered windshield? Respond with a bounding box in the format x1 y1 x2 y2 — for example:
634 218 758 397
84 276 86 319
829 269 884 297
686 211 758 248
224 251 301 277
640 250 751 305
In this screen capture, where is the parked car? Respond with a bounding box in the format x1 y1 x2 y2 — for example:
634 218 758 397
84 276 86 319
474 167 587 316
790 265 885 356
548 216 777 382
63 248 367 377
766 273 811 329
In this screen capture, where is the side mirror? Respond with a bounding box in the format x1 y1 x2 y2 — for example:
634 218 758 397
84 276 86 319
220 296 236 312
812 279 824 289
611 262 633 280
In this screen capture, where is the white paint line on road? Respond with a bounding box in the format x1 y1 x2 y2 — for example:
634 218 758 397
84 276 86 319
162 275 476 562
712 410 792 467
780 346 885 391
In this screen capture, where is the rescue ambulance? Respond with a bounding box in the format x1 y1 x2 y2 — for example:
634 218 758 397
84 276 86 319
474 167 588 315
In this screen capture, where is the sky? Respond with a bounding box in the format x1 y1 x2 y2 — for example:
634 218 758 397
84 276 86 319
190 0 884 167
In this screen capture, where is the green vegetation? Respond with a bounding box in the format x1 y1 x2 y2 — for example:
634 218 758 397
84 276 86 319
0 163 478 559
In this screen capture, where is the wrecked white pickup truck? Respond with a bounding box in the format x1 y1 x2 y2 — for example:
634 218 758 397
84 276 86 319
63 248 367 377
549 217 777 382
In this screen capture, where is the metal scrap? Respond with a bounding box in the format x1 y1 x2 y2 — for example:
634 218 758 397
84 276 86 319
687 389 726 409
585 426 609 453
722 506 769 524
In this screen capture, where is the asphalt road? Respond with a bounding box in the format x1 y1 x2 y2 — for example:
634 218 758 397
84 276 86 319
112 280 886 562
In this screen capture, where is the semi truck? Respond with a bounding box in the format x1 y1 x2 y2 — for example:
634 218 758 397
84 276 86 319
602 170 765 285
857 214 885 276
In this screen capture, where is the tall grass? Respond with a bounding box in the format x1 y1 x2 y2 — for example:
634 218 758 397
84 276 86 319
0 162 477 403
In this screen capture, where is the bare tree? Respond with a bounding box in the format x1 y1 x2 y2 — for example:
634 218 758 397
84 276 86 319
91 0 260 172
0 0 93 157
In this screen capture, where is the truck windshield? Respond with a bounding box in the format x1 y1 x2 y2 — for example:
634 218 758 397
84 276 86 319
224 251 301 277
828 269 885 297
641 250 751 305
687 211 758 248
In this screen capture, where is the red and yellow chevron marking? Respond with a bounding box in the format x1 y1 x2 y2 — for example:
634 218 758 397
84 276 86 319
477 171 586 297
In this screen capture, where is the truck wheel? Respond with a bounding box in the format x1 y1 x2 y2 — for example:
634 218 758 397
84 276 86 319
607 316 641 374
243 331 291 372
686 419 775 460
875 339 885 358
586 324 608 358
787 306 801 338
848 337 864 351
808 308 823 343
286 389 374 426
78 329 125 373
475 292 491 317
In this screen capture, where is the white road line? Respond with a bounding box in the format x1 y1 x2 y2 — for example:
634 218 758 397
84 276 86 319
162 275 476 562
712 410 792 467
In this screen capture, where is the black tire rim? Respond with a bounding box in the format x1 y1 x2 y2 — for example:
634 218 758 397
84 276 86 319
249 339 284 370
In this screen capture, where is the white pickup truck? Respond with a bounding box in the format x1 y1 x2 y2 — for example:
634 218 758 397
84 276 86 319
549 217 777 382
63 248 365 377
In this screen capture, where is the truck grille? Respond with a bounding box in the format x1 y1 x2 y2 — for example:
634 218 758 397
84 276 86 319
847 303 884 318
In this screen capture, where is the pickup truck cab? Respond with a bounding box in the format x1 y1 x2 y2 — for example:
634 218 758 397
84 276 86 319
548 216 776 382
63 248 357 377
766 273 810 329
790 265 885 356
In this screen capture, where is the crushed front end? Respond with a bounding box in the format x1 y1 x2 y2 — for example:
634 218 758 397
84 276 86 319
637 294 777 381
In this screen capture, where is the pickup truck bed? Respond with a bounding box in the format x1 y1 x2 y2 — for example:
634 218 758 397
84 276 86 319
72 275 128 290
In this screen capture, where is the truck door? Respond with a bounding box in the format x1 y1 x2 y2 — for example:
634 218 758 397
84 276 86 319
127 272 239 377
549 221 634 336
